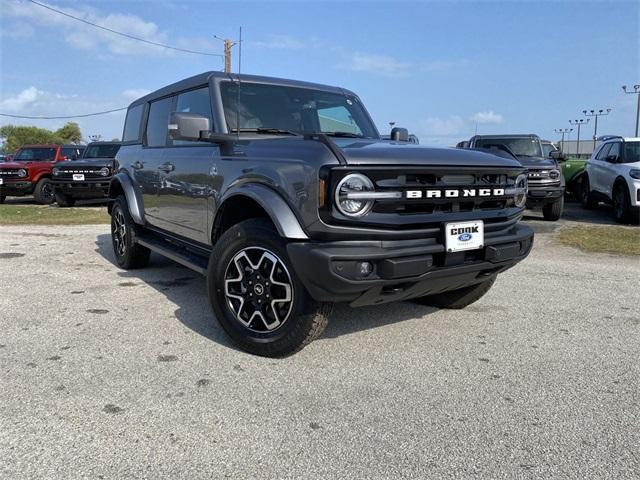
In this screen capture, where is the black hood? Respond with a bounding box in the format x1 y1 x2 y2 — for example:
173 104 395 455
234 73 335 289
514 156 557 169
332 138 523 168
56 158 115 168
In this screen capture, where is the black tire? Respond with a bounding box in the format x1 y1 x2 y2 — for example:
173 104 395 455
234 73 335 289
542 196 564 221
110 195 150 269
579 175 597 209
55 192 75 207
612 182 639 224
33 178 55 204
0 195 5 204
207 218 332 357
415 276 496 309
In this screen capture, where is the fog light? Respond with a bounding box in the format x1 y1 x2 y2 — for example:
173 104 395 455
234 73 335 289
357 261 373 276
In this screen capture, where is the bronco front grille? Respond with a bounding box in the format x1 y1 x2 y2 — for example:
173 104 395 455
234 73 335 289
57 167 108 179
320 166 525 232
0 169 24 176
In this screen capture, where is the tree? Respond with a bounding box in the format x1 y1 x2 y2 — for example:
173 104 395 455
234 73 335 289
55 122 82 144
0 125 63 153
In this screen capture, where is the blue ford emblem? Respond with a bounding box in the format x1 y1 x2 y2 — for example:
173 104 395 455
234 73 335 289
458 233 472 242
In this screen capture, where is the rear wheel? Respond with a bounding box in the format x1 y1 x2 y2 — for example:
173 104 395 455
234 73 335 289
612 182 639 224
415 276 496 309
33 178 54 204
579 175 597 209
542 196 564 221
208 218 332 357
110 195 150 269
0 195 5 204
55 192 75 207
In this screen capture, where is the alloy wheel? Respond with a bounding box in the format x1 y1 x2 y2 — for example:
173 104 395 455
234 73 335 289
224 247 294 332
112 207 127 257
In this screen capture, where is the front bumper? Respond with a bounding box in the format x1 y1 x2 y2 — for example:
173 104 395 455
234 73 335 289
287 223 534 307
526 185 564 206
0 181 34 196
51 178 111 198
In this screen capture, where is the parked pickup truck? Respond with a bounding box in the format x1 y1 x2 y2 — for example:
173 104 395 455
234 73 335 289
108 71 533 357
52 141 121 207
0 144 84 204
461 135 566 221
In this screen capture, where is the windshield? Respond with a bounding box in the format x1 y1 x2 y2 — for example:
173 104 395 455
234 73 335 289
624 141 640 163
541 143 557 157
83 144 121 159
220 81 378 138
475 137 543 157
13 147 57 162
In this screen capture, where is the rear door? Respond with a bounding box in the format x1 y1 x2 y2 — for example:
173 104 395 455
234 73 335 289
139 95 174 226
157 86 219 244
591 143 611 193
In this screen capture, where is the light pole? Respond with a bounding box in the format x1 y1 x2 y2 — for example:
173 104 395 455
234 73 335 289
583 108 611 150
622 84 640 136
554 128 572 154
569 119 589 158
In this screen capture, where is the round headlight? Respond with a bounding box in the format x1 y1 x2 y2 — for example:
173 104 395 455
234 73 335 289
549 169 560 180
335 173 375 217
99 167 110 177
514 173 528 208
18 168 27 177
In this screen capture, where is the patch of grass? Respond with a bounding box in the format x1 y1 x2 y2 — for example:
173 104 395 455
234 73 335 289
0 204 109 225
557 225 640 256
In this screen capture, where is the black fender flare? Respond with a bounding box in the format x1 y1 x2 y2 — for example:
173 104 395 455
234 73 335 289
108 173 145 225
218 183 309 240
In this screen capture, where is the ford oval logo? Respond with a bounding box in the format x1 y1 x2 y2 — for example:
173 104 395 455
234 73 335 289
458 233 473 242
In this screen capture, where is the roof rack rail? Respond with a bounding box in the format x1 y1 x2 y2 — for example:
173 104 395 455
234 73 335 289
596 135 624 142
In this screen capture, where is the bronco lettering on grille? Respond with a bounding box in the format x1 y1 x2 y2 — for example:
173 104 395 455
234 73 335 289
404 188 505 199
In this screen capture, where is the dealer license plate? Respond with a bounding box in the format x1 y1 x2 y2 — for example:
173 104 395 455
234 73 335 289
72 174 85 181
445 221 484 253
0 178 3 185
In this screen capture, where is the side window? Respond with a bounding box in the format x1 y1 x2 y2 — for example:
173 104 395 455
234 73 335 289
595 143 611 160
607 142 621 162
145 96 174 147
123 104 144 143
317 105 362 135
173 87 213 145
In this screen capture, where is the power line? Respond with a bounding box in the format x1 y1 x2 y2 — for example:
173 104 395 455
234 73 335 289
25 0 223 57
0 107 128 119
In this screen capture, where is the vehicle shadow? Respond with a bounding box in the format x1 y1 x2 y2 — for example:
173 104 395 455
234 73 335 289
523 199 623 228
4 196 108 207
94 234 436 347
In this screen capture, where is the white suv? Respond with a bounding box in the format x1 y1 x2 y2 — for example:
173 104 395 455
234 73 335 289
580 136 640 223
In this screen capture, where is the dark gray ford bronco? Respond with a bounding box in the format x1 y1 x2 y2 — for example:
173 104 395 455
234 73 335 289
108 72 533 357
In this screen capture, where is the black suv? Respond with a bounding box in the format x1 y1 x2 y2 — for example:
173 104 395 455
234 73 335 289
462 135 565 221
108 72 533 356
52 141 121 207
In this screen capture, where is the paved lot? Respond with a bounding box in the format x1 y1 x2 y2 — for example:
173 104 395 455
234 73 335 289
1 212 639 479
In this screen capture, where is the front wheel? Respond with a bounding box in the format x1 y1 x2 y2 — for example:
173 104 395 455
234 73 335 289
612 183 639 224
55 192 76 207
542 196 564 221
33 178 55 204
208 218 332 357
415 276 496 309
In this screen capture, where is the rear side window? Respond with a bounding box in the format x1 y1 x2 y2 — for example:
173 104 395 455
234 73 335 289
146 97 174 147
173 87 213 145
123 104 144 143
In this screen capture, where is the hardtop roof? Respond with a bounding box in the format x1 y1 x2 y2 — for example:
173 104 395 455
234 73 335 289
128 71 354 108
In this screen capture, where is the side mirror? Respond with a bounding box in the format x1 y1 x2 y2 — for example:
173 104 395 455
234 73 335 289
59 155 68 161
168 112 211 142
550 150 565 161
390 127 409 142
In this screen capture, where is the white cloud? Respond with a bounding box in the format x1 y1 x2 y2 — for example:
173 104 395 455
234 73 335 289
339 52 412 77
421 115 466 136
0 87 46 111
251 34 305 50
470 110 504 125
2 1 215 57
122 89 151 101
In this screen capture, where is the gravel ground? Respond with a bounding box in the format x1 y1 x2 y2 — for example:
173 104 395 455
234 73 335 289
1 214 638 479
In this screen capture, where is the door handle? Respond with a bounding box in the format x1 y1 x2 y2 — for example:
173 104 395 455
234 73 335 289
158 163 175 173
131 161 144 170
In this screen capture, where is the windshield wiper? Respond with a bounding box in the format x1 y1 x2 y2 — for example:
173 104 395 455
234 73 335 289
234 128 301 136
323 131 364 138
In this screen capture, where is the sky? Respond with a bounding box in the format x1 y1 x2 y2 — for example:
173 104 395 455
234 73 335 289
0 0 638 146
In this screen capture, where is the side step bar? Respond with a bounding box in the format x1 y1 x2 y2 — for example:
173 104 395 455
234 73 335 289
136 234 209 275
